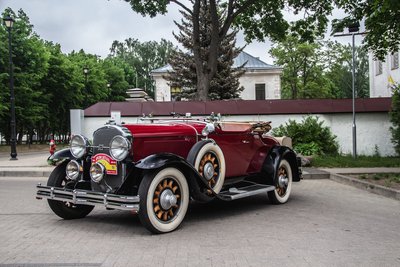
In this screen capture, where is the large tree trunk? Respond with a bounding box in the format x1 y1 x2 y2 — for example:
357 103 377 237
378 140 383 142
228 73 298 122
192 0 220 101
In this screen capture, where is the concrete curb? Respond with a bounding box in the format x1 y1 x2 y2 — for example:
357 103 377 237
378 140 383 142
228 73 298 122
302 168 330 179
330 173 400 201
0 170 53 177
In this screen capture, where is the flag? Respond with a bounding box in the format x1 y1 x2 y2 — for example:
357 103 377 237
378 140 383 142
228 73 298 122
388 75 395 85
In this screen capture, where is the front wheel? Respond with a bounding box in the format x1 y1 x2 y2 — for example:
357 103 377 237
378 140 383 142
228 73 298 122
138 167 189 234
47 162 94 219
268 159 293 204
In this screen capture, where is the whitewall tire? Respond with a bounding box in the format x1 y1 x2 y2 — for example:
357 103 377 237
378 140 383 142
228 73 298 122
138 167 189 234
268 159 293 204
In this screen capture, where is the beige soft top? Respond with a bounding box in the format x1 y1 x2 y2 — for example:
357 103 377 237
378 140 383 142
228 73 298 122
218 121 272 133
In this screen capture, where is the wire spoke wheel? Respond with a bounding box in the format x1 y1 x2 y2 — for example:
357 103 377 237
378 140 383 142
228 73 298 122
198 152 220 189
152 178 181 223
268 159 293 204
192 142 226 196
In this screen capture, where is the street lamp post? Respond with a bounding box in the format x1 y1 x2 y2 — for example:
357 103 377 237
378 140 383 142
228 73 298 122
83 67 89 107
334 22 364 159
4 16 17 160
107 83 111 101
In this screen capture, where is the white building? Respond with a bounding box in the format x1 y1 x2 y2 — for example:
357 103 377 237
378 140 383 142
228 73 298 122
369 51 400 97
151 51 282 101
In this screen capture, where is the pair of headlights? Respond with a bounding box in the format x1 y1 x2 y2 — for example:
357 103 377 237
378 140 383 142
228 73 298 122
70 135 131 161
65 159 104 183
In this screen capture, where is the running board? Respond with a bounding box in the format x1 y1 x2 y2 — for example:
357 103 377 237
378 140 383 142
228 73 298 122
218 184 275 201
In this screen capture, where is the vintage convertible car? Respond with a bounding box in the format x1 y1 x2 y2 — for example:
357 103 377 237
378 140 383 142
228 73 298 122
36 114 301 234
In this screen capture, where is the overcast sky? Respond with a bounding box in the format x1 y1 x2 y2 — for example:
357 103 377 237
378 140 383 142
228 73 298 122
1 0 360 64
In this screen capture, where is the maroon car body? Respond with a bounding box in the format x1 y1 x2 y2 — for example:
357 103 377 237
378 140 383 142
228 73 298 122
37 117 301 234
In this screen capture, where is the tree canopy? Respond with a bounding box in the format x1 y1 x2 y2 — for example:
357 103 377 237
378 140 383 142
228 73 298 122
0 8 132 144
124 0 336 100
270 36 369 99
333 0 400 60
167 1 244 100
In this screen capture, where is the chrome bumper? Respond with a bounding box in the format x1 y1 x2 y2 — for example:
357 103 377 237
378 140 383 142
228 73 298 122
36 183 140 212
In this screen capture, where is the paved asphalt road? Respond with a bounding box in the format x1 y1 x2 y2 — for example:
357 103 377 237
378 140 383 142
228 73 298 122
0 177 399 267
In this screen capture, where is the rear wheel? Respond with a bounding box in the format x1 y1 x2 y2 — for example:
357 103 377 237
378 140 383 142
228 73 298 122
138 167 189 234
47 162 94 219
268 159 293 204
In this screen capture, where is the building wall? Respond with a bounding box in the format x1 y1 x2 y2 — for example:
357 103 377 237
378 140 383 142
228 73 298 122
369 52 400 97
153 74 171 102
152 70 281 101
238 71 281 100
83 112 395 156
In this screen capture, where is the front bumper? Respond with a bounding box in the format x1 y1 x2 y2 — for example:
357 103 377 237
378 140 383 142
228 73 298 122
36 184 140 212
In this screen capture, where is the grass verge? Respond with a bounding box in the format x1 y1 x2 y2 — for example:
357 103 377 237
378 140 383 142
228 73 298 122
350 173 400 190
311 155 400 168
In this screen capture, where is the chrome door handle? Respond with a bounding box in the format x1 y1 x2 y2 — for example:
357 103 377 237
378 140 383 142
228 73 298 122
242 140 250 144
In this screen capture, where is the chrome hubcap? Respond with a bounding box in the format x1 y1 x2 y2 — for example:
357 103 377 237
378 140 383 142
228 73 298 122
160 189 177 210
278 175 288 188
204 162 215 181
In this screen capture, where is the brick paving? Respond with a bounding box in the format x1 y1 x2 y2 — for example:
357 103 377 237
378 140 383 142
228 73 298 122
0 177 399 267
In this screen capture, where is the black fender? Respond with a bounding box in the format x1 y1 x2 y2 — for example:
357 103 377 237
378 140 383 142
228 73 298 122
186 139 214 165
262 146 301 184
47 148 74 166
135 152 218 202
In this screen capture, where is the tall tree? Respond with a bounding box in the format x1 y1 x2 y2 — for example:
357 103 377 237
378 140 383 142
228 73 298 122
124 0 336 101
324 41 369 99
167 1 244 100
334 0 400 60
270 36 332 99
109 38 175 97
0 8 50 144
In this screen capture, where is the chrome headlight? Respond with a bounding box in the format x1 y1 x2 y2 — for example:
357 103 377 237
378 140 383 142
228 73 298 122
202 123 215 136
70 135 89 159
109 135 131 161
65 160 81 180
90 162 105 183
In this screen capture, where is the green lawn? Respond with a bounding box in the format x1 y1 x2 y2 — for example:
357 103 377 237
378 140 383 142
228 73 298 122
311 155 400 168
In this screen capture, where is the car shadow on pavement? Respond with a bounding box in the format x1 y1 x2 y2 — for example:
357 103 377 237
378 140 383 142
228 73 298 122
47 193 300 236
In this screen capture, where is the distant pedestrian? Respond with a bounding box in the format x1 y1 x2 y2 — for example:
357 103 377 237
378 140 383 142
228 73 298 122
49 139 56 155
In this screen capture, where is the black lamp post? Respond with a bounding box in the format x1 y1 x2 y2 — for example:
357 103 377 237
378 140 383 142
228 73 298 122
83 67 89 106
4 16 17 160
107 83 111 101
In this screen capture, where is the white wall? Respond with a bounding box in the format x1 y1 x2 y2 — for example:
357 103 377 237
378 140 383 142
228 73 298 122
239 71 281 100
84 112 395 156
152 70 281 101
369 52 400 97
153 74 171 102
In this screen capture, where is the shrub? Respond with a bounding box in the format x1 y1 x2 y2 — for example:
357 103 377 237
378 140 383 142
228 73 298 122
390 84 400 156
272 116 339 155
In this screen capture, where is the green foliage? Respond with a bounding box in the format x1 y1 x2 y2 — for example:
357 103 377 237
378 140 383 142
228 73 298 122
272 116 339 155
270 36 332 99
125 0 338 100
390 84 400 155
270 37 369 99
324 41 369 99
109 38 176 97
0 8 131 144
167 3 244 100
294 142 321 156
334 0 400 60
311 155 400 168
